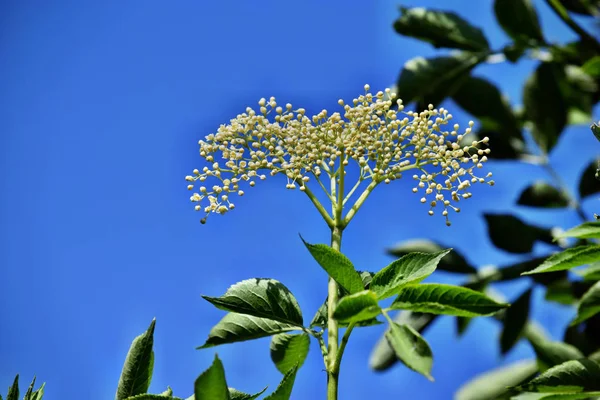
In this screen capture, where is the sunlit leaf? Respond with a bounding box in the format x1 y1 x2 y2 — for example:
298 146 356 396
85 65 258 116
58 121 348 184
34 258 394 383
228 387 267 400
571 281 600 326
194 355 230 400
385 322 434 381
522 246 600 275
386 239 475 274
514 359 600 393
333 290 382 323
263 367 298 400
116 319 156 400
270 333 310 374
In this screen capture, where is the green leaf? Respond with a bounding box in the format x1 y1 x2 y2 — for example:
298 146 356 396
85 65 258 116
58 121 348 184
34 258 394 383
517 182 570 208
558 0 600 16
452 76 522 138
522 246 600 275
333 290 382 323
455 359 538 400
228 387 267 400
194 355 230 400
390 283 508 317
202 278 303 326
270 333 310 374
527 334 585 372
511 392 600 400
31 383 44 400
555 222 600 240
302 238 364 294
393 7 489 51
386 240 476 274
263 367 298 400
385 322 434 381
369 311 437 371
160 387 173 397
124 395 184 400
396 53 485 106
484 214 555 254
582 56 600 78
23 377 36 400
370 249 451 299
578 158 600 199
563 65 596 126
6 375 18 400
514 359 600 393
494 0 544 44
571 281 600 326
116 319 156 400
523 62 568 153
198 314 300 349
574 263 600 281
501 288 532 355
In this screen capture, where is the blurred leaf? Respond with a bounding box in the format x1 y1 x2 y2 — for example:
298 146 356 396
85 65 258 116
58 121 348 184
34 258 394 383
511 392 600 399
198 314 299 349
396 53 485 105
563 65 596 125
202 278 303 326
333 290 381 323
270 333 310 374
528 334 585 371
116 319 156 400
496 257 554 281
523 63 568 153
589 349 600 364
455 359 538 400
558 0 600 15
6 375 18 400
582 56 600 78
386 240 475 273
390 283 508 317
302 238 364 294
503 42 528 63
484 214 555 254
517 181 570 208
593 123 600 142
124 395 183 400
551 41 599 65
514 359 600 392
501 288 533 355
369 311 437 371
578 158 600 199
494 0 545 44
571 281 600 326
393 7 489 51
544 279 594 305
564 325 599 356
228 388 267 400
385 322 434 381
30 383 44 400
555 222 600 240
194 355 230 400
574 263 600 281
522 245 600 275
452 76 522 137
263 366 298 400
371 249 451 299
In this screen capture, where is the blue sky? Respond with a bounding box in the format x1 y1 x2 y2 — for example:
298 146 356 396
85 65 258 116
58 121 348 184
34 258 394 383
1 1 598 399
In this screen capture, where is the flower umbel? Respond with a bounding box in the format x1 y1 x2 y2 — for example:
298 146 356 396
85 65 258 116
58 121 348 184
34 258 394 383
187 85 494 226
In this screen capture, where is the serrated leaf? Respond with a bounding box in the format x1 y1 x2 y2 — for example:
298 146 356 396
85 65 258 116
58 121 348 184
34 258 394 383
527 334 585 372
6 375 18 400
302 238 364 294
578 158 600 199
514 359 600 393
270 333 310 374
228 387 267 400
455 359 538 400
202 278 303 326
393 7 489 51
452 76 522 138
517 182 570 208
571 281 600 326
369 311 437 371
385 322 434 380
198 314 300 349
124 395 183 400
386 240 475 274
396 53 485 106
116 319 156 400
333 290 382 323
370 249 451 300
555 222 600 240
501 288 532 355
263 366 298 400
390 283 508 317
485 214 555 254
494 0 544 44
194 355 230 400
522 246 600 275
523 62 568 153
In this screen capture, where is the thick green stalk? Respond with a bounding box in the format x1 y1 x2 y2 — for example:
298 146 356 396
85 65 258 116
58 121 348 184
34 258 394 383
327 225 343 400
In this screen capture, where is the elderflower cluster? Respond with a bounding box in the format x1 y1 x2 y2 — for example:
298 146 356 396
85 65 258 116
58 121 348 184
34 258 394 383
186 85 494 225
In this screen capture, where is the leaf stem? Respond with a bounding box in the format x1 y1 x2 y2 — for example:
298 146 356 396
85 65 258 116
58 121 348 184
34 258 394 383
545 0 600 53
332 322 355 375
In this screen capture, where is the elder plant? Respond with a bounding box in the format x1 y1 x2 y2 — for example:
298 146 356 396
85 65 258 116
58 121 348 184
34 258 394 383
186 86 502 400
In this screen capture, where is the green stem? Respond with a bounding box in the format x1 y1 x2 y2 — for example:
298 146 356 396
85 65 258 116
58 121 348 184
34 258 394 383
545 0 600 53
327 225 343 400
302 185 335 228
333 322 355 374
342 179 378 228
